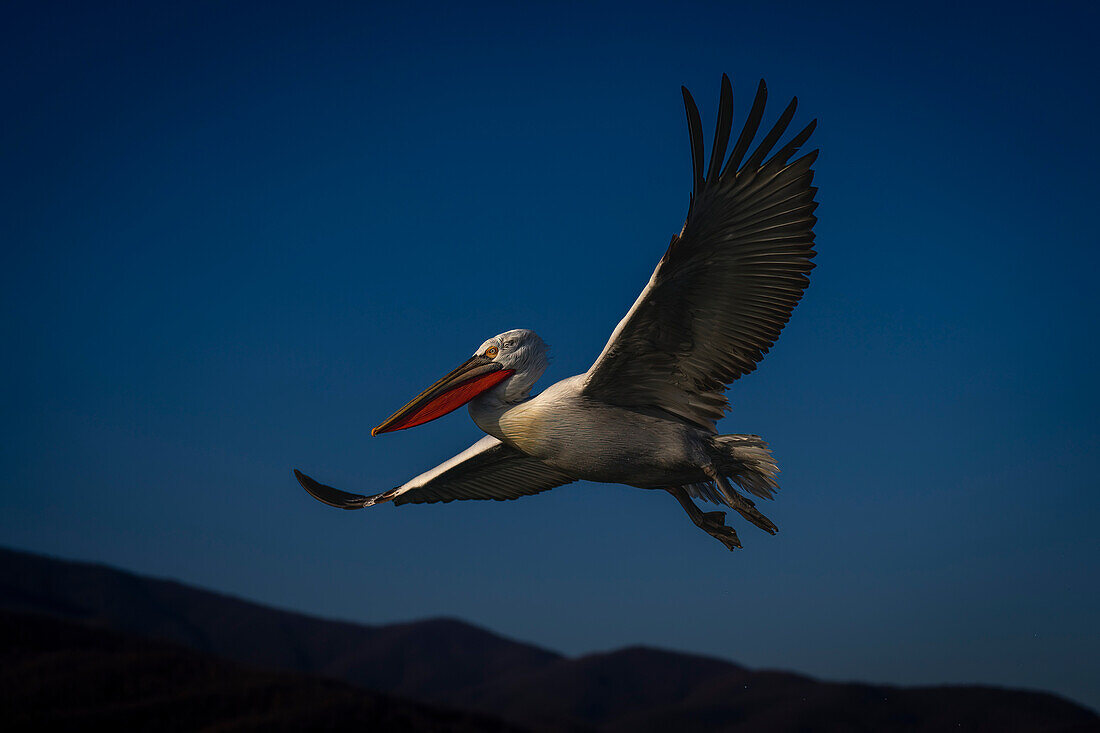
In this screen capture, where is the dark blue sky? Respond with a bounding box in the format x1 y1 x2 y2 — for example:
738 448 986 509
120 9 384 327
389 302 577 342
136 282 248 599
3 0 1098 711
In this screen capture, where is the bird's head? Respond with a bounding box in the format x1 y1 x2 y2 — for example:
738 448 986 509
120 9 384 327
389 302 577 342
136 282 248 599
371 329 548 436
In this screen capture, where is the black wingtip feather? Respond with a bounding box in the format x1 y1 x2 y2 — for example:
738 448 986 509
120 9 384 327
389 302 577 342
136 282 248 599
723 79 768 179
761 119 818 177
794 119 818 151
706 74 734 185
294 468 370 510
681 86 706 201
798 149 821 168
744 96 798 172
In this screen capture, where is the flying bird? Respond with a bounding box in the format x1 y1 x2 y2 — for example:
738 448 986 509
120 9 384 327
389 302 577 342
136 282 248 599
295 75 818 550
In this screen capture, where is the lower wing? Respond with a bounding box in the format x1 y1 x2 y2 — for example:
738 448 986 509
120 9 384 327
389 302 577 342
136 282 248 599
294 435 575 509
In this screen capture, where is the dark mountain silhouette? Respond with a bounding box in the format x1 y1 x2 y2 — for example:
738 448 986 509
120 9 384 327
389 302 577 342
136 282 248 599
0 609 526 732
454 646 1098 733
0 545 558 701
2 546 1096 732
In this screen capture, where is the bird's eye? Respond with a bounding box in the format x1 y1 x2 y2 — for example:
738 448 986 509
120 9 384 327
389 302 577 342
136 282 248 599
485 346 499 357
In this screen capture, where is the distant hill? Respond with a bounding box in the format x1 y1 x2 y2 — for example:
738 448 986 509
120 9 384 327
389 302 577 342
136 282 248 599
0 609 526 732
2 546 1096 732
0 545 559 701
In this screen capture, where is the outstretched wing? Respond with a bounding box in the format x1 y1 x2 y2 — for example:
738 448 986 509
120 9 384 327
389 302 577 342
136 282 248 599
294 436 575 509
583 75 818 432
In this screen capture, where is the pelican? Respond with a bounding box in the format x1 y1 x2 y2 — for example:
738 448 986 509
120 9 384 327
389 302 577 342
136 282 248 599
295 75 818 550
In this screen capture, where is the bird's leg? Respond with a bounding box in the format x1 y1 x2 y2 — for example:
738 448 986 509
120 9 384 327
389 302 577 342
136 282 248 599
667 486 742 550
701 465 778 535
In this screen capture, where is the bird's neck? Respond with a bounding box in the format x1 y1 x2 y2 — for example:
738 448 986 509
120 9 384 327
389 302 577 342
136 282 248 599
468 380 527 440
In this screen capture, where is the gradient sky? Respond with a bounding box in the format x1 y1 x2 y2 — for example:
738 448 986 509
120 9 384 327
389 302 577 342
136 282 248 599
3 0 1098 712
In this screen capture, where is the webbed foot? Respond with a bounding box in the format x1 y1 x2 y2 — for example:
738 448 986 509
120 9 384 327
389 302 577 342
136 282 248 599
698 510 742 550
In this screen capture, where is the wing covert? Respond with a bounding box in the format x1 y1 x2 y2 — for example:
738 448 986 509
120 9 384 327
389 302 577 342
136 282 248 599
295 436 574 510
395 435 575 504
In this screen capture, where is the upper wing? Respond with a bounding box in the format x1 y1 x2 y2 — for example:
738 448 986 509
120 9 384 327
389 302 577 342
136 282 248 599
582 76 819 432
294 435 575 509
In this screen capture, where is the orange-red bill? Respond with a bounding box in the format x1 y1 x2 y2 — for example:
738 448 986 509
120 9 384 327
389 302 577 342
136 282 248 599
371 355 513 436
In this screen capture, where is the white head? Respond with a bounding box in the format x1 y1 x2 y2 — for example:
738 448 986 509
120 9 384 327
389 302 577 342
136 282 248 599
473 329 549 402
372 328 548 435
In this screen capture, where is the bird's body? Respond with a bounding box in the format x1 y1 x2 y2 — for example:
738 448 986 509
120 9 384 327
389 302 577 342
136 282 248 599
472 374 707 488
295 75 818 549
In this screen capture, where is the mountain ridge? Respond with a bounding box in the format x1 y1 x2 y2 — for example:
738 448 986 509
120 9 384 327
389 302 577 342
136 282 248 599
0 607 530 732
0 545 560 700
2 545 1096 732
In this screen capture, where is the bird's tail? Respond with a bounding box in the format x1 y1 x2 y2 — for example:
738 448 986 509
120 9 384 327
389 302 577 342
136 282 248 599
709 434 780 501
